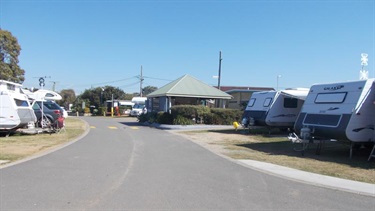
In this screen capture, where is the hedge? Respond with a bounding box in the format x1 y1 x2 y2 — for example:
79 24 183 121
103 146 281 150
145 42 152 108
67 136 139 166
139 105 243 125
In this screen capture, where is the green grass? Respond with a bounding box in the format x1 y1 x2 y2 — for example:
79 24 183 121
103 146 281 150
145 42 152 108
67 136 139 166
0 117 86 164
181 128 375 184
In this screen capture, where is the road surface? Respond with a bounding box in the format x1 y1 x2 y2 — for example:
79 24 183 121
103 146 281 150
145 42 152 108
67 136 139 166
1 117 373 210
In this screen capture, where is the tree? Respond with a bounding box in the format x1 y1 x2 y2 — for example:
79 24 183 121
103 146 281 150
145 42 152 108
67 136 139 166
79 86 126 108
58 89 76 110
0 29 25 83
142 86 158 96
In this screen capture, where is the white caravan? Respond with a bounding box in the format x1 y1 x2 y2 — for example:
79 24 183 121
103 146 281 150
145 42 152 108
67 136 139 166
242 88 309 129
0 80 37 132
292 79 375 145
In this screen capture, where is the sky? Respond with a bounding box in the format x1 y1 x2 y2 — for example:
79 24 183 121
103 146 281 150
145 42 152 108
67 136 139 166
1 0 374 95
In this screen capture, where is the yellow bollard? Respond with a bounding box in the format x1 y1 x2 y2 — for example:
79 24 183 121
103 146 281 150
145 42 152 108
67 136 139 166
233 121 239 131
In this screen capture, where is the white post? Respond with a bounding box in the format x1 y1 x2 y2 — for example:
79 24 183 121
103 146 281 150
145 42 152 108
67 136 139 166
276 75 282 91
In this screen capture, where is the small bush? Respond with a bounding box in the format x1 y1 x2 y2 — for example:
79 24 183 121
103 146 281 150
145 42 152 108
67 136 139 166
173 115 194 125
138 112 157 123
203 113 221 125
157 112 174 124
171 105 196 118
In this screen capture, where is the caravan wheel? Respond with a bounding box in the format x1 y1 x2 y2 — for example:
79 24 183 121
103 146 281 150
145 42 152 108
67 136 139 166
39 117 53 128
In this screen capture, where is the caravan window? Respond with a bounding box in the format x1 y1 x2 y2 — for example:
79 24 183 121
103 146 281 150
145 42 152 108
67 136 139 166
7 84 16 91
247 98 256 107
14 99 29 107
263 98 272 107
284 98 298 108
315 92 347 103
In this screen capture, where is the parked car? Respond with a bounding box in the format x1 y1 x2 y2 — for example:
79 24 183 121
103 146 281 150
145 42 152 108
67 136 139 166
31 100 64 128
60 107 68 118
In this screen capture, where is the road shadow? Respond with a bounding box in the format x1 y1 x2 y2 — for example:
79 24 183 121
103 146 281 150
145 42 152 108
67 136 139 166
118 121 145 127
207 129 375 169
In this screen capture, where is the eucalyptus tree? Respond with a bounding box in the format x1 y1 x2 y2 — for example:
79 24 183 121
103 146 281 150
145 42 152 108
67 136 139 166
0 29 25 83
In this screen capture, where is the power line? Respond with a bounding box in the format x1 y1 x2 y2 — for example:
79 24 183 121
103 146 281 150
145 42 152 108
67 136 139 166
143 76 173 81
89 76 138 86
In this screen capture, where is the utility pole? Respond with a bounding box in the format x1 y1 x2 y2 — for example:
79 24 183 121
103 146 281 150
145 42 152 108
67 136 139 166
140 65 144 97
218 51 222 90
217 51 222 108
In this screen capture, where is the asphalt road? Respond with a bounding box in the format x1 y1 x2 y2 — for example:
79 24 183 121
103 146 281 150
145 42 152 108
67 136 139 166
1 117 374 210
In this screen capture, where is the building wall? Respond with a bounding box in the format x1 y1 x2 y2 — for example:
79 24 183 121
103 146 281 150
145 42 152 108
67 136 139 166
224 91 254 110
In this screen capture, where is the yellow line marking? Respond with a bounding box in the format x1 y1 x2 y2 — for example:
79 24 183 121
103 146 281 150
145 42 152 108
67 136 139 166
108 126 118 129
130 126 139 130
90 126 96 128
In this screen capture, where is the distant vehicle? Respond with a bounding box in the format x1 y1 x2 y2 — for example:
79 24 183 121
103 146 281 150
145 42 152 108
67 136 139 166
241 88 309 130
0 80 37 133
129 104 146 117
60 107 68 118
130 97 147 117
105 100 134 116
31 100 64 128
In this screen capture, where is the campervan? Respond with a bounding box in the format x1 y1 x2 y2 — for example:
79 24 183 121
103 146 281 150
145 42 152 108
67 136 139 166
242 88 309 130
0 80 37 132
292 79 375 145
130 97 147 117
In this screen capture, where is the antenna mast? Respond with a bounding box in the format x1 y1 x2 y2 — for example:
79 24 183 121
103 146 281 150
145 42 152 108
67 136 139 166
359 53 369 80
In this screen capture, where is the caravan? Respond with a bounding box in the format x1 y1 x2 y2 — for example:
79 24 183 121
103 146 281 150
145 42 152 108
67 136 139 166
242 88 309 130
0 80 37 133
292 79 375 145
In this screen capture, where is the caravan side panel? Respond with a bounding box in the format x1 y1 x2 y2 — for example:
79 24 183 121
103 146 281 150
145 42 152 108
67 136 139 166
0 94 21 130
345 80 375 142
265 94 305 127
242 91 277 126
294 79 375 142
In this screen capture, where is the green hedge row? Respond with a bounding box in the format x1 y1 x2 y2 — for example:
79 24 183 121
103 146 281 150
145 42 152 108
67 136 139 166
138 105 242 125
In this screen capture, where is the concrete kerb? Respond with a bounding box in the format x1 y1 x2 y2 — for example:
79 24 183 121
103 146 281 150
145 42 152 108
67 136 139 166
147 122 234 131
237 159 375 197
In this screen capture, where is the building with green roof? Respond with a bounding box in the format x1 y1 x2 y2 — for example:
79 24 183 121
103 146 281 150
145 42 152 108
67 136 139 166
146 74 232 112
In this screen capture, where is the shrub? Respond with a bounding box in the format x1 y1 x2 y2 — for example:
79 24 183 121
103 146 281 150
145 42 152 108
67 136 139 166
157 112 174 124
138 112 158 123
173 115 194 125
171 105 211 124
203 113 221 125
171 105 196 118
209 108 242 125
138 106 242 126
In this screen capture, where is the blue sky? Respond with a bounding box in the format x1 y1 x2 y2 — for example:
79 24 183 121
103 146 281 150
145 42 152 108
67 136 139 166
1 0 374 94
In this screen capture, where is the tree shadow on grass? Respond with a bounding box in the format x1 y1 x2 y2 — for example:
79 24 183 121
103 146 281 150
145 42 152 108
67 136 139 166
207 129 375 169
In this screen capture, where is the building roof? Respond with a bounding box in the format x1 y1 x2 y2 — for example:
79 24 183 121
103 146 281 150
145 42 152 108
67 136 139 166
147 74 232 99
216 86 275 93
